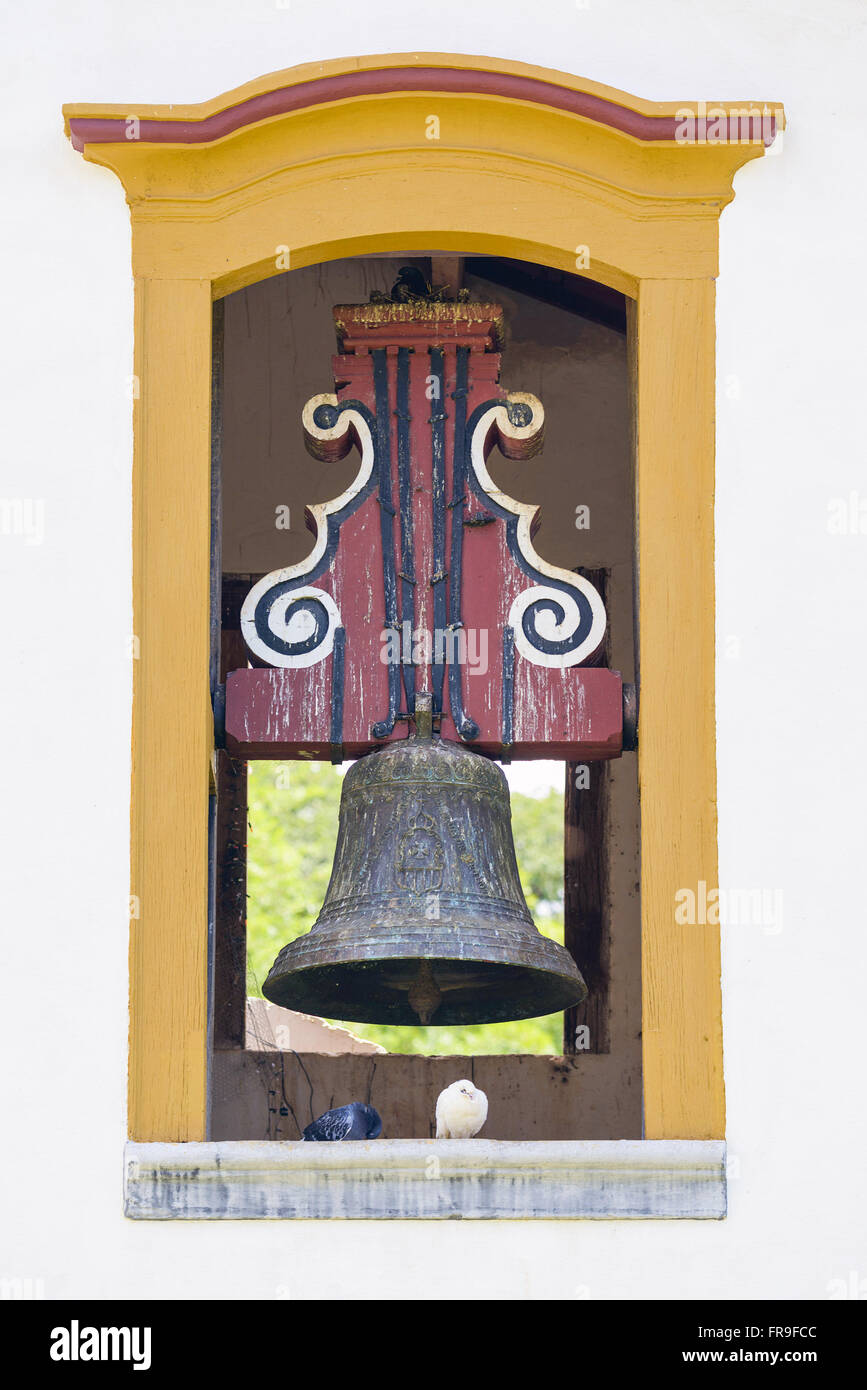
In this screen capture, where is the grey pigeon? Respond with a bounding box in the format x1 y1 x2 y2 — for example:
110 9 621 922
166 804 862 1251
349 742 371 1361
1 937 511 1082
302 1103 382 1142
391 265 432 301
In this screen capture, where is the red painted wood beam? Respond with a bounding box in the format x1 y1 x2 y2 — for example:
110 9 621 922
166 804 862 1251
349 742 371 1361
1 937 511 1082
224 664 624 762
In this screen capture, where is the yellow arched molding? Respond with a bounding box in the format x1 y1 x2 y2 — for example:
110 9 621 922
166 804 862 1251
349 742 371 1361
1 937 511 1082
64 53 782 298
63 54 781 1143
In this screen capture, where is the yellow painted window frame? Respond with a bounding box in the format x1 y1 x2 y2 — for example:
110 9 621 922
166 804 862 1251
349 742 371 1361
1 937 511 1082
64 52 782 1144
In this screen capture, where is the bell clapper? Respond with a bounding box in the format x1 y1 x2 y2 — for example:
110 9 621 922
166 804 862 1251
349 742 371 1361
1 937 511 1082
407 960 443 1025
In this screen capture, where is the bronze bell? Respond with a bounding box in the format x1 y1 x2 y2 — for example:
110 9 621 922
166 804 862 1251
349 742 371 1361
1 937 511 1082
262 697 588 1026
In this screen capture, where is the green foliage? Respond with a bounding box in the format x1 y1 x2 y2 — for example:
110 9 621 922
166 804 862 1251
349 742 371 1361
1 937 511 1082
509 783 566 915
247 761 566 1055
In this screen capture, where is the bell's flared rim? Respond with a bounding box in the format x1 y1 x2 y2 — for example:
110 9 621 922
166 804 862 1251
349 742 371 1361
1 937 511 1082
262 921 587 1025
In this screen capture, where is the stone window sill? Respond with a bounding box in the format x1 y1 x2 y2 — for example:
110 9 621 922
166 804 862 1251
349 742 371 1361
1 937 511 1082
124 1139 726 1220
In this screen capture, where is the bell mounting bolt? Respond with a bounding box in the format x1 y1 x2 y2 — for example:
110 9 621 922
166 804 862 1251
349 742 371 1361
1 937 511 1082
413 692 434 740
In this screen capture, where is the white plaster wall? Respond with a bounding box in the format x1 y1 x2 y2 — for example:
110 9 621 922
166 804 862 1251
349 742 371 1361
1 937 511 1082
1 0 865 1300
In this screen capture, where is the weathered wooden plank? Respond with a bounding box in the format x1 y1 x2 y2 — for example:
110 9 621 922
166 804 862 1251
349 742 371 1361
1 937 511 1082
225 664 624 761
211 1049 642 1142
221 573 263 632
564 762 611 1054
564 566 611 1055
213 787 247 1045
209 299 224 701
429 255 464 299
212 628 249 1050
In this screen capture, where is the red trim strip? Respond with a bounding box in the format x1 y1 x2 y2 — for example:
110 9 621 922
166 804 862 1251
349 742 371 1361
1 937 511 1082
68 66 778 150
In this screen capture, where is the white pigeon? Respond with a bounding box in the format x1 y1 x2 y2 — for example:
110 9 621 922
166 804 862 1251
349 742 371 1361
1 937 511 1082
435 1080 488 1139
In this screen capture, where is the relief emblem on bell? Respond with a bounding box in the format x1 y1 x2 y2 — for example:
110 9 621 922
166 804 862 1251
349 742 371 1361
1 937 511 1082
395 804 444 893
